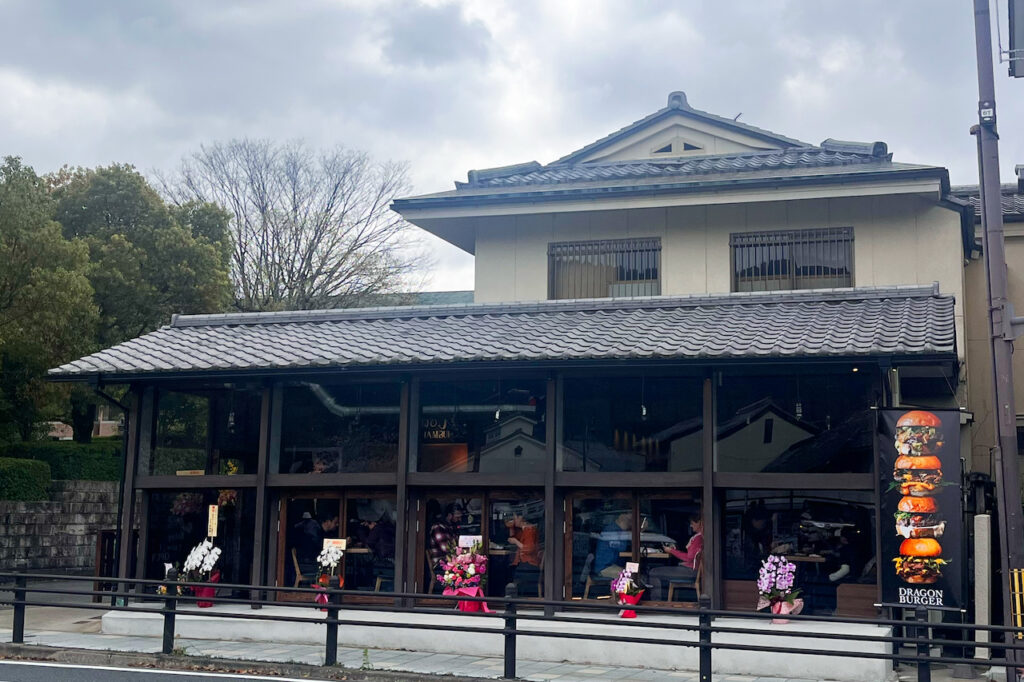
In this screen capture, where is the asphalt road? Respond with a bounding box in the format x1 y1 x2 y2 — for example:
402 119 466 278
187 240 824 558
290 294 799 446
0 660 326 682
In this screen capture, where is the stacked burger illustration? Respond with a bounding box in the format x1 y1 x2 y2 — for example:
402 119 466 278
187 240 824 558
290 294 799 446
891 411 950 584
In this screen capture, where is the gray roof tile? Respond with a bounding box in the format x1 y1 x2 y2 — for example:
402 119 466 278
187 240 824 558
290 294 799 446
50 286 955 380
950 184 1024 220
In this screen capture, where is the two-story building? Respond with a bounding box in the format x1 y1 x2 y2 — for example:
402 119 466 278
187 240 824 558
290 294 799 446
51 92 980 617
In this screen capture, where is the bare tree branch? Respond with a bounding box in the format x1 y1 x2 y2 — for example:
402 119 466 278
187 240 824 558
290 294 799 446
158 139 426 311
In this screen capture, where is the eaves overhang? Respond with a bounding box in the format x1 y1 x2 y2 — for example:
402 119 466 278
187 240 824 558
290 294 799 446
392 167 949 219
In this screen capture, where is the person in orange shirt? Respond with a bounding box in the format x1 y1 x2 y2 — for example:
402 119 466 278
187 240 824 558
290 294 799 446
648 513 703 601
508 513 542 594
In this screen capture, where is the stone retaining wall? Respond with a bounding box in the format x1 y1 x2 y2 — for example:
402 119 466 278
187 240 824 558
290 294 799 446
0 480 120 572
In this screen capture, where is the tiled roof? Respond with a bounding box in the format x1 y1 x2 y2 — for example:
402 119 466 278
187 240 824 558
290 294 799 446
462 147 895 189
551 91 809 165
50 286 956 380
950 184 1024 220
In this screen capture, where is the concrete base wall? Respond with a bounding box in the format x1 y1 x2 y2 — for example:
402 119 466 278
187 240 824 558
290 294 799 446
103 605 894 681
0 480 120 572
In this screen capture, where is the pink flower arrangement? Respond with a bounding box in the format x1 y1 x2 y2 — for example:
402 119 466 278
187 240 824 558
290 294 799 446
756 554 802 610
437 546 488 590
610 568 643 596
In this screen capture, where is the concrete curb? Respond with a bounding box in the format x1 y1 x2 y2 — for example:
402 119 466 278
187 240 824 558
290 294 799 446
0 643 492 681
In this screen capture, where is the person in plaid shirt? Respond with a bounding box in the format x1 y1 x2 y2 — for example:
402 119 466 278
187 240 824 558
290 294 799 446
429 503 463 568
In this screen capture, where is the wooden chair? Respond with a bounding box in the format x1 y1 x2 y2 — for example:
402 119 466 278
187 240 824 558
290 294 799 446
425 550 437 593
666 551 703 603
582 553 613 599
291 548 308 588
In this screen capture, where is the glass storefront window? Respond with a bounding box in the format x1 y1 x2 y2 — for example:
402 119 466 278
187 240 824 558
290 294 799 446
422 495 483 592
722 489 876 614
282 496 342 589
715 371 878 473
344 496 397 593
418 379 546 473
640 497 702 603
561 376 702 472
487 494 545 598
280 382 400 474
152 387 261 475
568 495 633 599
145 489 255 590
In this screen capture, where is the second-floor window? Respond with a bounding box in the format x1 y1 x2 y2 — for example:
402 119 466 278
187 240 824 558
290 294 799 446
730 227 853 292
548 237 661 300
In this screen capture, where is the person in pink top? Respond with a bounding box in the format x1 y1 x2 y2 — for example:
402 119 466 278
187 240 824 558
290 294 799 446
648 513 703 601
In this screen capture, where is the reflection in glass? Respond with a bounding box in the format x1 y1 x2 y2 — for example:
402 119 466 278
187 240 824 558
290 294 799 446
715 372 878 473
280 383 400 474
418 380 546 473
422 496 483 593
152 387 261 476
344 497 397 593
722 490 876 614
561 376 702 472
488 495 544 598
639 498 702 602
283 497 341 588
145 489 255 592
569 496 633 599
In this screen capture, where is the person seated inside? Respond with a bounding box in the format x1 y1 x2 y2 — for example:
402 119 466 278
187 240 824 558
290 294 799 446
594 511 633 578
507 513 542 594
648 513 703 601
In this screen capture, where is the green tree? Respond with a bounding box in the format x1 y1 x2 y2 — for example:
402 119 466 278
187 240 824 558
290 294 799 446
51 165 234 441
0 157 96 443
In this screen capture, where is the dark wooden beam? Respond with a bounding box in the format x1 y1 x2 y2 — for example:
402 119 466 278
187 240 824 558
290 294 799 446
135 474 258 489
711 472 875 489
701 375 716 608
249 386 272 607
116 386 147 600
394 379 410 603
543 375 557 612
554 472 703 488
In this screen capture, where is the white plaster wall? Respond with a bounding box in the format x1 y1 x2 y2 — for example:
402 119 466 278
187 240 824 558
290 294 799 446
473 193 966 360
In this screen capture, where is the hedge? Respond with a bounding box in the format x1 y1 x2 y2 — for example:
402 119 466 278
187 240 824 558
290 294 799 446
0 458 51 500
0 441 121 481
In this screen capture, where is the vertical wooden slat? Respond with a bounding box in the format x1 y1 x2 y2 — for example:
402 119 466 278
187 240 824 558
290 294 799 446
118 386 147 594
543 375 557 612
250 386 272 605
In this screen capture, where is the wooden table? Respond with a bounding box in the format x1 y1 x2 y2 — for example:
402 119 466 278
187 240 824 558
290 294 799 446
785 554 825 564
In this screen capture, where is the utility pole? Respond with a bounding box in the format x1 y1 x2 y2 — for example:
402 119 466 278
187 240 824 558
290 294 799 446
972 0 1024 677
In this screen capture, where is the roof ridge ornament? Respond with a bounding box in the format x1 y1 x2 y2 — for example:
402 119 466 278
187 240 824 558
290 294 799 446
667 91 689 110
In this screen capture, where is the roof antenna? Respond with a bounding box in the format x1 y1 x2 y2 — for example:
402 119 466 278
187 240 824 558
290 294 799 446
733 113 743 122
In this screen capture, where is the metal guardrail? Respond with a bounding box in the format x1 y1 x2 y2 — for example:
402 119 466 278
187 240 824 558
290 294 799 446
1 572 1021 682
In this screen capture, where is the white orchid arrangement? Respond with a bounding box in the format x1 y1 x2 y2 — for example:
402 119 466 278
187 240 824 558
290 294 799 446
317 545 344 578
182 538 222 580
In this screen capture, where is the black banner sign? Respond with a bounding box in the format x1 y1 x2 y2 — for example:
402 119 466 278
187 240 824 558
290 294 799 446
878 409 963 609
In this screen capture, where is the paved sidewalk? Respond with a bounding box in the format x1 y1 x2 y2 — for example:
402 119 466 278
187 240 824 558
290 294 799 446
0 626 752 681
0 626 993 682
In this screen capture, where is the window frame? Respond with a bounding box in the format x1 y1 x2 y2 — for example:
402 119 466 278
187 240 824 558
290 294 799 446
547 237 661 300
729 227 854 293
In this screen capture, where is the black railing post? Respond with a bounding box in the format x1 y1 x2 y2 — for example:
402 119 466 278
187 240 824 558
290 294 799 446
698 594 712 682
915 606 931 682
324 587 340 666
161 569 178 655
12 575 26 644
503 583 518 680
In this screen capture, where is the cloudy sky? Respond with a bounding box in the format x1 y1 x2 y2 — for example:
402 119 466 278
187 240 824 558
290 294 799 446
2 0 1022 291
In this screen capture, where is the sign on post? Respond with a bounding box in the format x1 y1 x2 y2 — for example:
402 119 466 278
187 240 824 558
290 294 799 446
878 409 964 609
207 504 219 537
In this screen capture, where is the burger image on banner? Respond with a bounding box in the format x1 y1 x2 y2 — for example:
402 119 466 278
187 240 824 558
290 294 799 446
893 410 944 456
893 538 948 584
879 408 962 608
892 455 945 496
894 496 945 539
